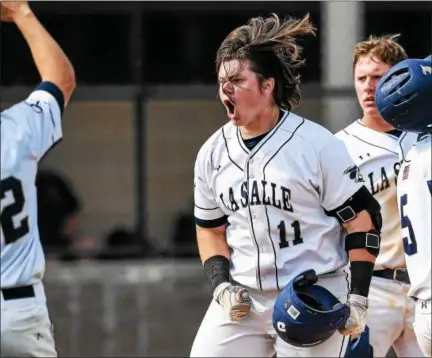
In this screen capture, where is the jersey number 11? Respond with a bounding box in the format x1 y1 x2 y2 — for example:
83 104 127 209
277 220 303 248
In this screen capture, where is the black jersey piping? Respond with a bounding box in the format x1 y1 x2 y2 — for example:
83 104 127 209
343 129 398 155
222 127 243 172
262 117 305 291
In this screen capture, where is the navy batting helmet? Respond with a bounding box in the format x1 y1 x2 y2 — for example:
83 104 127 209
375 55 432 133
272 270 350 347
344 325 374 358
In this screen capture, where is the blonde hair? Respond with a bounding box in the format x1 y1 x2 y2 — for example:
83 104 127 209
216 13 316 111
352 34 408 69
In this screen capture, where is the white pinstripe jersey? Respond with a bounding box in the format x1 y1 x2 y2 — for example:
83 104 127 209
397 134 431 300
336 121 417 270
194 110 365 291
1 85 63 288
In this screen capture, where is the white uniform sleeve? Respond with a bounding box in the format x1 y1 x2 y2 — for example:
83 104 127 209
423 138 432 192
194 144 227 228
319 136 365 211
5 82 64 161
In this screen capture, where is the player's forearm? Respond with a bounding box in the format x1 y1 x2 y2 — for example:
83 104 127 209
196 224 232 291
13 8 76 105
348 248 376 263
196 225 230 264
343 210 379 297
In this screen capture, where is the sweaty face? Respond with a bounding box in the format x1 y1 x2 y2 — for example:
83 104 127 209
354 56 391 118
218 60 272 127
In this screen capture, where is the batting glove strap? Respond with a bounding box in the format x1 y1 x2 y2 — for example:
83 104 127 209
213 282 232 303
347 293 368 309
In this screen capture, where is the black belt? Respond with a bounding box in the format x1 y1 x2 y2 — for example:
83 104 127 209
1 285 35 301
373 268 410 284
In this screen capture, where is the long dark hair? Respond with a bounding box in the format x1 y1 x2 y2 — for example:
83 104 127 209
216 13 316 111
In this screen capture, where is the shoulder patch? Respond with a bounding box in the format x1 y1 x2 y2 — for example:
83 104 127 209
343 165 364 183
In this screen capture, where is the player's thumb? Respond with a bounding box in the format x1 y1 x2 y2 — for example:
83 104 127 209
235 288 250 303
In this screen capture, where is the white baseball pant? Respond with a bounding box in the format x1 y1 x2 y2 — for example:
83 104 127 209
367 276 423 357
190 269 350 357
1 282 57 357
413 299 431 357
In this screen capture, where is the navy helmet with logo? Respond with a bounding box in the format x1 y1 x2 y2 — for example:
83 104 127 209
375 55 432 133
273 270 350 347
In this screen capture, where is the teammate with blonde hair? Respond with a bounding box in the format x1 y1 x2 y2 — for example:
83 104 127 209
336 34 422 357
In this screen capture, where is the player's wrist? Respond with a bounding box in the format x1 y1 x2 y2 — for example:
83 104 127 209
349 260 374 297
347 293 368 308
203 255 230 291
213 282 231 303
12 5 34 26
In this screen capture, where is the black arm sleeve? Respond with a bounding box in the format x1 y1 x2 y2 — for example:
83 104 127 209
203 255 230 291
350 261 375 297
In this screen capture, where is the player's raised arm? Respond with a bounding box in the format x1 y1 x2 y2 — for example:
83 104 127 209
1 1 76 160
1 1 76 106
0 4 75 356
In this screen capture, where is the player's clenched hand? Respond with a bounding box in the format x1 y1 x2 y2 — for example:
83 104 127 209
338 294 368 337
0 1 31 22
213 282 252 322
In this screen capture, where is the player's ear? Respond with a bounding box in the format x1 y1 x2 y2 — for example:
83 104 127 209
262 78 275 95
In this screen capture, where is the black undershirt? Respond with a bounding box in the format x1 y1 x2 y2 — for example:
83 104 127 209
242 110 284 151
243 132 269 151
386 129 403 138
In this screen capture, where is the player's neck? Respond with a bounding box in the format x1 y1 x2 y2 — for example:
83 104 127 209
240 106 280 139
360 114 395 133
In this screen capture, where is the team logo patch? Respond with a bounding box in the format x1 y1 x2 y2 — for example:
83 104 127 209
343 165 364 183
25 99 44 113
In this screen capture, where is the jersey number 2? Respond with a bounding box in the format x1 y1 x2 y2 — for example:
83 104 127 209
399 194 417 256
1 177 29 244
277 220 303 248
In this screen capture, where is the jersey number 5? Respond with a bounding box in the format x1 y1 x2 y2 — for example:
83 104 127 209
1 177 29 244
399 194 417 256
278 220 303 249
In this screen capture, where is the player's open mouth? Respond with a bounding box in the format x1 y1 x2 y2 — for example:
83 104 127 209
224 99 236 116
